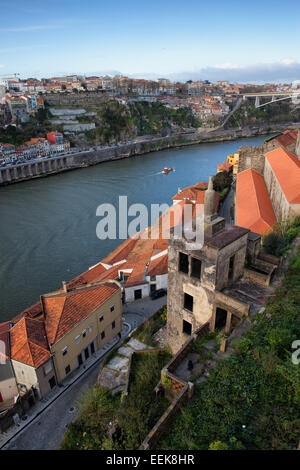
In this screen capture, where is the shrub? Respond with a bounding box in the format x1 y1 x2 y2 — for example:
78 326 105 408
285 227 299 244
262 232 287 256
268 328 295 356
161 308 167 325
213 171 232 192
209 441 230 450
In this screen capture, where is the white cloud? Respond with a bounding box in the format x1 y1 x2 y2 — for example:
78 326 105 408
214 63 242 70
0 24 62 32
156 60 300 83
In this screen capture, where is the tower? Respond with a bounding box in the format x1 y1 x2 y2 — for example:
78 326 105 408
166 177 249 354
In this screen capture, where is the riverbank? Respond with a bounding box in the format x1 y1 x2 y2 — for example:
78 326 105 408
0 134 267 320
0 122 299 187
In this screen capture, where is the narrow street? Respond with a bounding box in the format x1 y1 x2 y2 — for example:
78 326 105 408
1 296 166 450
219 186 234 224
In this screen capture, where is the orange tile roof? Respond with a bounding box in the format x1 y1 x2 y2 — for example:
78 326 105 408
12 301 43 324
43 283 119 345
147 253 168 277
217 161 233 172
9 317 51 368
101 237 138 265
173 182 208 201
265 148 300 203
236 169 277 234
275 129 298 149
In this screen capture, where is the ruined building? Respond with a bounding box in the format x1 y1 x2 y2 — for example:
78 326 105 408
167 177 251 353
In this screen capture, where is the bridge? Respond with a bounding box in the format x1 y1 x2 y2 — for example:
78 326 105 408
242 91 300 108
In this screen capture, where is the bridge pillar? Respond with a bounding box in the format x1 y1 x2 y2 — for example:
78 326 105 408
0 169 3 184
13 167 18 181
255 96 260 108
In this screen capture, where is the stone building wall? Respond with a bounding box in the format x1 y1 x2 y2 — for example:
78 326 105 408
167 226 249 353
263 157 300 221
237 140 279 175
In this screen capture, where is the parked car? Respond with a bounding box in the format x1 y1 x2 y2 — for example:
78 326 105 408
150 288 167 300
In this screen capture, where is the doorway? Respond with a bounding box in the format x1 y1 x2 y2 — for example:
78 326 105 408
48 376 56 389
78 353 83 366
90 342 95 354
215 307 227 329
134 289 142 300
150 284 156 293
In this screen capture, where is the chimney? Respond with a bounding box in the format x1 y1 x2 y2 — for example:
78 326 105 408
296 129 300 160
62 281 68 293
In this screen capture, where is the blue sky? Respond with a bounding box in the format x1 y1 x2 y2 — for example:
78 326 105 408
1 0 300 82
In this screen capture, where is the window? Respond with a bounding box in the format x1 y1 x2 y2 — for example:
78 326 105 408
228 255 235 280
99 315 104 322
101 331 105 340
183 320 192 336
110 305 115 312
179 252 189 274
191 257 202 279
150 275 156 281
62 346 68 356
184 293 193 312
112 321 116 329
88 324 93 333
75 335 80 344
65 365 71 375
82 329 86 338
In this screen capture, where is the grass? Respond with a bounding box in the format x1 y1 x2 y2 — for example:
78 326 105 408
155 244 300 450
61 349 171 450
133 306 166 346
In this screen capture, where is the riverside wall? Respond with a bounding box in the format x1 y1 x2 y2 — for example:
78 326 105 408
1 122 299 187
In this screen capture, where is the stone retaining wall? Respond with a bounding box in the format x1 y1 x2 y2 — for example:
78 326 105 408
139 322 210 450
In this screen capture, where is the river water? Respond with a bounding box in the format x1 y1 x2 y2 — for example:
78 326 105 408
0 135 265 322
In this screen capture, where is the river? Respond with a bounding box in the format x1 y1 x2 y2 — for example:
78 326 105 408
0 135 265 322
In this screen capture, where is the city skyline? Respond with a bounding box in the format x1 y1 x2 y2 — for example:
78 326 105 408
1 0 300 82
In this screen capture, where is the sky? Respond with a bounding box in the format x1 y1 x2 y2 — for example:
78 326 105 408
1 0 300 82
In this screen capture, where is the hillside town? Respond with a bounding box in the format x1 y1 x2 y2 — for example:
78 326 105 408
1 73 300 170
1 125 299 451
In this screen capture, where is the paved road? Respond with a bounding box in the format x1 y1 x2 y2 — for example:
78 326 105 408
2 296 166 450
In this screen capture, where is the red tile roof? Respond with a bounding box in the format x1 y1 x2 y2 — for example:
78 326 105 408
275 129 298 149
217 161 233 172
236 169 277 234
43 283 119 345
147 253 168 277
265 148 300 203
9 317 51 368
173 182 208 201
